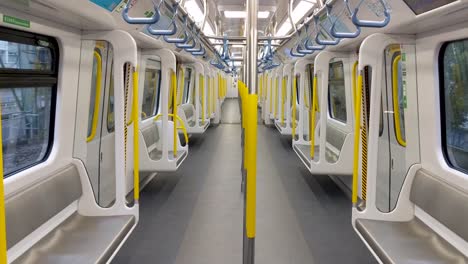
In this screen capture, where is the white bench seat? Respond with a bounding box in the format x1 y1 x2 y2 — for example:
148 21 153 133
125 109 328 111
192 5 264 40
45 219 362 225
13 213 135 264
355 170 468 264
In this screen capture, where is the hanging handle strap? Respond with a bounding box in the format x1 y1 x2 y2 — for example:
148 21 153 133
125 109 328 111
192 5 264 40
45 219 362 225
329 1 361 38
122 0 161 24
351 0 390 28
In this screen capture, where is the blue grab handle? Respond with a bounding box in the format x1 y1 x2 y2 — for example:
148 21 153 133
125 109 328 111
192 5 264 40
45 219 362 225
304 39 325 51
351 0 391 28
122 2 160 24
330 22 361 38
176 37 196 48
147 21 177 36
315 33 340 45
191 47 206 56
186 45 203 53
164 32 188 43
290 48 305 57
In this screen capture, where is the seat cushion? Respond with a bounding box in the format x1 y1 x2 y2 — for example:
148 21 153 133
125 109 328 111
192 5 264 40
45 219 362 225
6 165 82 249
149 149 188 166
410 170 468 242
356 218 468 264
13 213 135 264
294 144 319 167
141 124 159 147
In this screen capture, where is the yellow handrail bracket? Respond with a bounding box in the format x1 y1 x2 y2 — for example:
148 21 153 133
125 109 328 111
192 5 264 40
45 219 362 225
87 51 103 143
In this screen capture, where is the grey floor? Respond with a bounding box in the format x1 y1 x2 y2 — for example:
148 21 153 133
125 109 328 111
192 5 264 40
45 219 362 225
113 100 376 264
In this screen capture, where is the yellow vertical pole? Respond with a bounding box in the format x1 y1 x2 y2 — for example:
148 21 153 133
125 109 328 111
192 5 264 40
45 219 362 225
310 75 318 158
269 76 273 113
246 93 258 238
281 77 286 126
352 73 363 205
0 100 7 264
292 76 297 139
274 77 278 118
201 75 205 125
172 71 178 157
133 68 140 202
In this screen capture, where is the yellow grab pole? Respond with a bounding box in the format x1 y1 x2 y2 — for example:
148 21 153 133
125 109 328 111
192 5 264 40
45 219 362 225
274 78 278 118
281 77 286 126
172 71 178 157
86 51 103 143
310 75 318 158
0 100 7 263
269 76 273 113
246 93 258 238
201 75 205 125
133 68 140 202
352 72 363 205
259 74 263 104
292 76 297 139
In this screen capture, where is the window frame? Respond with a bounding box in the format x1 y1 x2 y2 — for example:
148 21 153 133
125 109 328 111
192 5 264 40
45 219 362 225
439 38 468 174
0 26 59 178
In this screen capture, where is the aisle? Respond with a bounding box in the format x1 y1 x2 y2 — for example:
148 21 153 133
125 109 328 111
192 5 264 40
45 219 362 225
113 100 375 263
113 125 244 264
254 125 375 263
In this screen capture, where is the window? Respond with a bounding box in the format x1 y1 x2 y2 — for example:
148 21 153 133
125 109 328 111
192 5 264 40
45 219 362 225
0 27 58 177
295 75 300 104
107 62 115 132
141 63 161 120
183 68 192 103
328 61 347 123
440 39 468 173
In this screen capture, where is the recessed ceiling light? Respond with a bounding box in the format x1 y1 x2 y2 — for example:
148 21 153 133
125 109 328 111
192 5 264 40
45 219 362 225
224 11 270 19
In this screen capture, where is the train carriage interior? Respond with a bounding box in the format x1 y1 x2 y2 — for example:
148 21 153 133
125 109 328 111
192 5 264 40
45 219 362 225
0 0 468 263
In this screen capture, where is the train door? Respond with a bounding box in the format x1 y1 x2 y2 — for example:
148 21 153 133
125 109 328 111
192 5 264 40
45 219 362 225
376 45 411 212
76 40 116 207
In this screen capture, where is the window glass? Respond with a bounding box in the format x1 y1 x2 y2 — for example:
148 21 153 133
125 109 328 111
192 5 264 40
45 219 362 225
296 75 300 104
183 68 192 103
328 61 347 123
0 27 57 177
0 40 53 71
441 39 468 173
141 67 161 120
107 63 115 132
